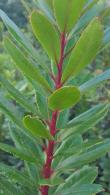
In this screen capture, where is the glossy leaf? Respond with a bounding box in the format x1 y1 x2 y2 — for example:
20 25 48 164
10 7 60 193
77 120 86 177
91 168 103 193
53 0 85 33
30 10 60 62
48 86 81 110
23 115 53 140
79 68 110 93
0 76 37 114
0 143 37 163
62 18 103 83
4 37 51 93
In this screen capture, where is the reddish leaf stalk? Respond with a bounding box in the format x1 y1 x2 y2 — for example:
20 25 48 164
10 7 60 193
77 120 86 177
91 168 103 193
40 32 66 195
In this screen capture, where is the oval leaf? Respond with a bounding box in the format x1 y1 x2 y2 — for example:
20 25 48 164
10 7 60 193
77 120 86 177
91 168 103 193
30 10 60 62
4 37 51 93
48 86 81 110
53 0 85 33
23 116 53 140
62 18 103 83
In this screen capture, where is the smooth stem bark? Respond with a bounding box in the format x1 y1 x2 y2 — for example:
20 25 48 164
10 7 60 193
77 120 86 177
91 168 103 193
40 32 66 195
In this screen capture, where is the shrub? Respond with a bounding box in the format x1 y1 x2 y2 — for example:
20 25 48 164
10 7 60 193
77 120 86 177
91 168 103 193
0 1 110 195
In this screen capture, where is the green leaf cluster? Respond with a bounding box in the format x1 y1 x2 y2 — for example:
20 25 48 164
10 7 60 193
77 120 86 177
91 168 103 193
0 0 110 194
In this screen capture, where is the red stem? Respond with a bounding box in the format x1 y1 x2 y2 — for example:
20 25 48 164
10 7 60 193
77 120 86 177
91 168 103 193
56 32 66 89
40 32 66 195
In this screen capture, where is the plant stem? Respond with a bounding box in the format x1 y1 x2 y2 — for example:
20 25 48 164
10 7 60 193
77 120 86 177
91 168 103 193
40 32 66 195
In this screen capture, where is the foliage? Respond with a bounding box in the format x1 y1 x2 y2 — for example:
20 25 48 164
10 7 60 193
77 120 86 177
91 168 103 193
0 0 27 28
0 1 110 195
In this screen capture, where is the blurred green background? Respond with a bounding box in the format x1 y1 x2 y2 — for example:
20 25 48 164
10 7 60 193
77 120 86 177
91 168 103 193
0 0 110 194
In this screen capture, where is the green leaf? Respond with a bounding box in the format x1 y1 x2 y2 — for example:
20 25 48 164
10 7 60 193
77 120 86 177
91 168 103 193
62 18 103 83
30 10 60 62
0 92 23 129
23 115 53 140
70 1 108 37
0 143 37 163
55 134 83 157
0 92 41 150
4 37 51 93
0 9 32 53
53 134 83 169
84 0 99 13
25 161 40 186
0 177 25 195
57 139 110 171
103 27 110 49
55 166 98 194
45 0 53 9
57 109 69 129
83 138 104 150
37 0 55 23
0 163 35 188
53 0 85 33
79 69 110 93
0 76 37 114
36 92 49 119
67 103 108 128
39 176 65 187
0 9 49 73
65 165 98 186
58 184 103 195
60 104 109 139
9 124 43 164
48 86 81 110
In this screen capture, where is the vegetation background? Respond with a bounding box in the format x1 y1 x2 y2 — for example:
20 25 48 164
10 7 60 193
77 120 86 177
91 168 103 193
0 0 110 194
